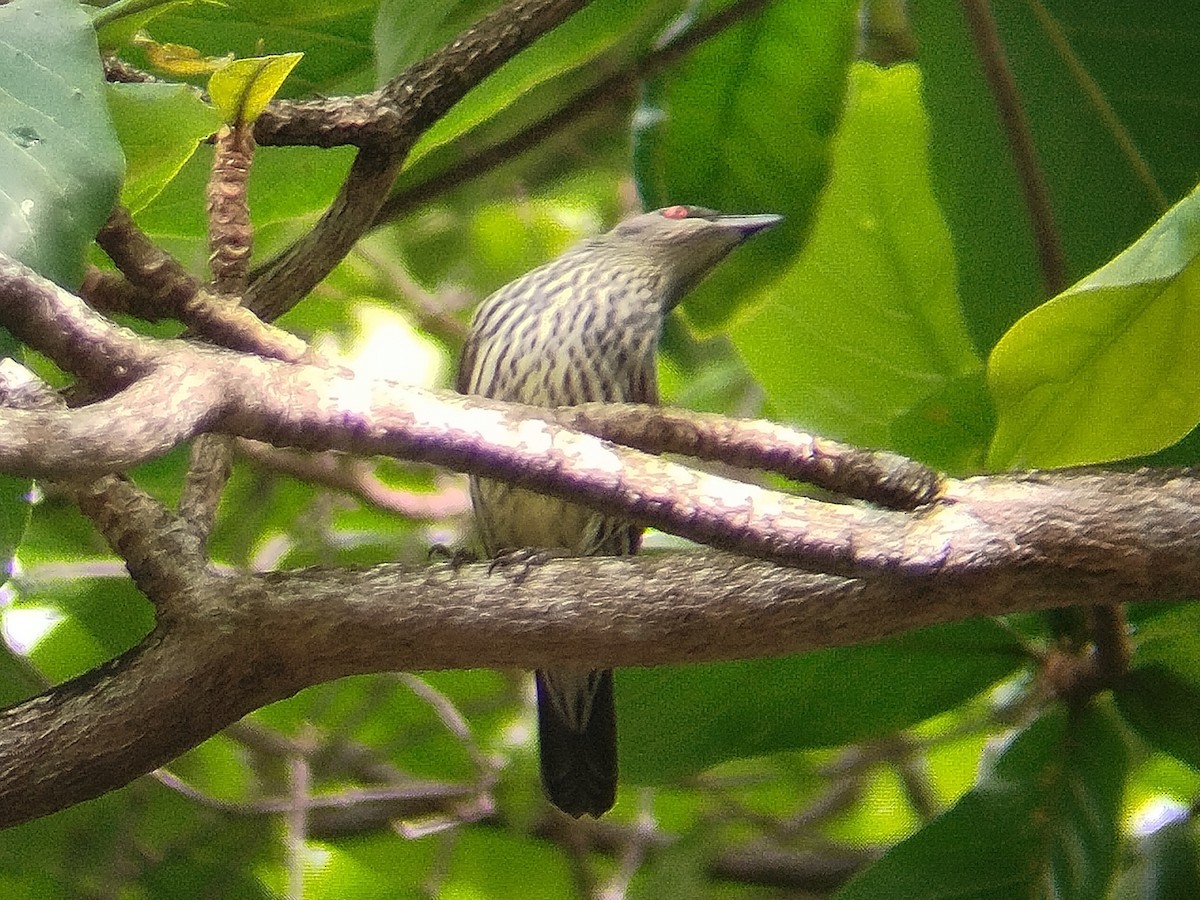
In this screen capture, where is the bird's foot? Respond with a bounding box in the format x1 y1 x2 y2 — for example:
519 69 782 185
487 547 568 585
428 544 478 570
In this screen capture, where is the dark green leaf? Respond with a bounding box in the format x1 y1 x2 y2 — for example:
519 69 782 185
620 619 1024 782
836 704 1128 900
911 0 1200 352
1116 666 1200 772
1115 811 1200 900
889 370 996 473
0 645 42 708
0 0 123 286
1114 605 1200 771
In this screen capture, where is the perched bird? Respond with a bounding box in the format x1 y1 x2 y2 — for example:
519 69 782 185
457 204 781 817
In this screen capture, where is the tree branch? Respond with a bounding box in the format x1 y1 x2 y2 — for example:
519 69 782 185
1 254 1198 584
0 537 1193 828
959 0 1066 295
245 0 594 321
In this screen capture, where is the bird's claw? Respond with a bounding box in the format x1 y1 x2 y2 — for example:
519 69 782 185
487 547 566 585
428 544 478 570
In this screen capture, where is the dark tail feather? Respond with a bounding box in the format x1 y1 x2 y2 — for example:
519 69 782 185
535 669 617 817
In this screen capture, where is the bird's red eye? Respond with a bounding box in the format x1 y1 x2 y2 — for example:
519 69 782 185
661 205 689 220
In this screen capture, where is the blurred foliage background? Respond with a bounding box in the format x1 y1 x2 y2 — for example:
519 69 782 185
2 0 1200 896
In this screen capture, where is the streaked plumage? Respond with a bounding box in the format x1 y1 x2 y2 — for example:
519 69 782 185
457 205 781 817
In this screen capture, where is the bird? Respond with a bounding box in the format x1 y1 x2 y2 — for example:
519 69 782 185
456 204 781 817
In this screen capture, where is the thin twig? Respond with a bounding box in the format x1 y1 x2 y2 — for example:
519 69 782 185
1025 0 1167 212
959 0 1067 295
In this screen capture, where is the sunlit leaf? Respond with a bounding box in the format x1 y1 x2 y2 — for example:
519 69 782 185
209 53 304 125
988 184 1200 468
106 83 222 213
732 63 980 450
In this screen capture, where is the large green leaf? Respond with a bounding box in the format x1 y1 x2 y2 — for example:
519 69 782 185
837 704 1128 900
987 184 1200 468
731 63 981 451
0 0 123 287
911 0 1200 353
635 0 858 328
106 83 222 214
619 618 1024 783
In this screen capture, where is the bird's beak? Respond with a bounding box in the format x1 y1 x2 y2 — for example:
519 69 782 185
715 213 784 240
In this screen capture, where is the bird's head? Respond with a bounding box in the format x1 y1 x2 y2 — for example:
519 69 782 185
593 205 782 308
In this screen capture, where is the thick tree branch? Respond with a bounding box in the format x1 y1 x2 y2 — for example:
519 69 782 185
1 255 1198 584
0 539 1193 828
252 0 593 151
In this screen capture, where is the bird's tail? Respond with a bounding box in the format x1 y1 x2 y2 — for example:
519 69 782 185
535 668 617 817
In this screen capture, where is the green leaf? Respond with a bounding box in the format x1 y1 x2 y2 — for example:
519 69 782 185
987 184 1200 468
837 704 1128 900
373 0 497 83
208 53 304 125
0 646 42 708
0 344 33 592
106 83 222 213
1128 602 1200 683
889 370 996 473
1116 810 1200 900
1116 666 1200 772
132 142 356 272
401 0 674 170
138 0 378 96
12 575 154 682
635 0 858 328
910 1 1200 353
619 619 1024 782
1113 602 1200 770
731 63 980 450
0 0 124 286
91 0 195 51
